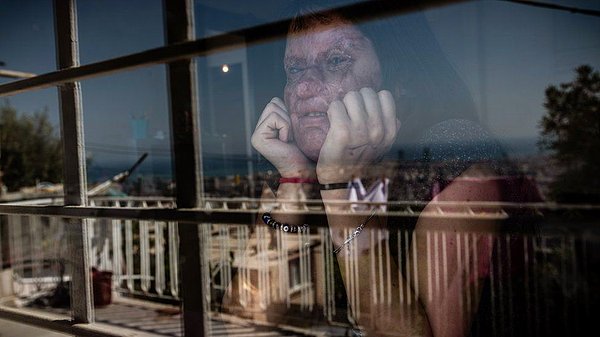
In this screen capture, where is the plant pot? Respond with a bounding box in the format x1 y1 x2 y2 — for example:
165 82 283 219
92 268 113 307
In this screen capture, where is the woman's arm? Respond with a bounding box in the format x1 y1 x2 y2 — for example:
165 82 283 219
321 164 501 337
413 164 501 337
321 187 433 336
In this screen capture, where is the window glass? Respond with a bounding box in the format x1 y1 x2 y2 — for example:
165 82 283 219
80 67 172 197
0 89 62 202
194 1 600 336
80 66 174 326
77 0 164 64
0 213 74 318
197 41 284 198
195 0 365 38
0 90 69 319
0 0 55 84
2 1 598 336
423 1 600 200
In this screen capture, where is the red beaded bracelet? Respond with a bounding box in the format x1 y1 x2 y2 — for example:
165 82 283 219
279 177 318 184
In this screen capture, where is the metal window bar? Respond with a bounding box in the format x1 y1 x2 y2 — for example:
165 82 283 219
0 200 599 225
0 218 3 271
163 0 208 336
54 0 93 325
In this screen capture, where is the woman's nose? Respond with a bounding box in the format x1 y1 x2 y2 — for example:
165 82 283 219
296 66 325 98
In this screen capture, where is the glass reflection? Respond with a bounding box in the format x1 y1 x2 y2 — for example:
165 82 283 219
196 1 599 336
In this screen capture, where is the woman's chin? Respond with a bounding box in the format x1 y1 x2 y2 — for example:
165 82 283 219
295 129 326 163
297 140 323 163
304 150 320 163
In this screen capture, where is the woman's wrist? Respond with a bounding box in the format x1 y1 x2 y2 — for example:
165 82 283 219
321 189 350 212
279 177 318 184
278 165 315 180
316 165 354 185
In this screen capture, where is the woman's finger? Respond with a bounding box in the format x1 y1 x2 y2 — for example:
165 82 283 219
343 91 368 129
254 111 292 143
360 87 384 145
270 97 287 111
343 91 370 148
378 90 398 147
325 100 351 145
256 97 290 130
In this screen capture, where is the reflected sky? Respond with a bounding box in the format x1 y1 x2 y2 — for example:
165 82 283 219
0 0 599 174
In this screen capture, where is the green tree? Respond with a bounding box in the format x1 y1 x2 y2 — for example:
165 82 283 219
0 101 63 191
539 65 600 202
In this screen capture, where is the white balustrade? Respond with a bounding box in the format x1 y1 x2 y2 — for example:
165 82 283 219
0 197 595 336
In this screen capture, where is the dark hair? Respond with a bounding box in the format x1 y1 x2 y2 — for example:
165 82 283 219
286 1 479 151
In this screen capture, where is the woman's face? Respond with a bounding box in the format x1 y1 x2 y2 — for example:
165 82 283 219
284 18 382 162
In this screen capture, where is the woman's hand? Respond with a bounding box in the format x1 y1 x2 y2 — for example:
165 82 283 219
317 88 399 184
251 97 315 178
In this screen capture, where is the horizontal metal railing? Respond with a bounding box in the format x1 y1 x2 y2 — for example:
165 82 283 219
0 197 599 227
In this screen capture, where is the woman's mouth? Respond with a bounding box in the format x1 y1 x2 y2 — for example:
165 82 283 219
301 111 327 118
297 111 329 128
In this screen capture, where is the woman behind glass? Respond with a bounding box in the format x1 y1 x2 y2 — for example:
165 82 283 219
225 2 508 336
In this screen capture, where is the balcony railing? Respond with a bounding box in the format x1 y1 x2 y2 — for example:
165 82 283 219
1 196 597 336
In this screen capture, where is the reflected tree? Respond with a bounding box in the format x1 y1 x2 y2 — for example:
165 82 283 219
0 101 62 191
539 65 600 203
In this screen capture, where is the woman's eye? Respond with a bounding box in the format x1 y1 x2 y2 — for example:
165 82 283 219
287 66 302 75
330 56 344 65
327 55 351 69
